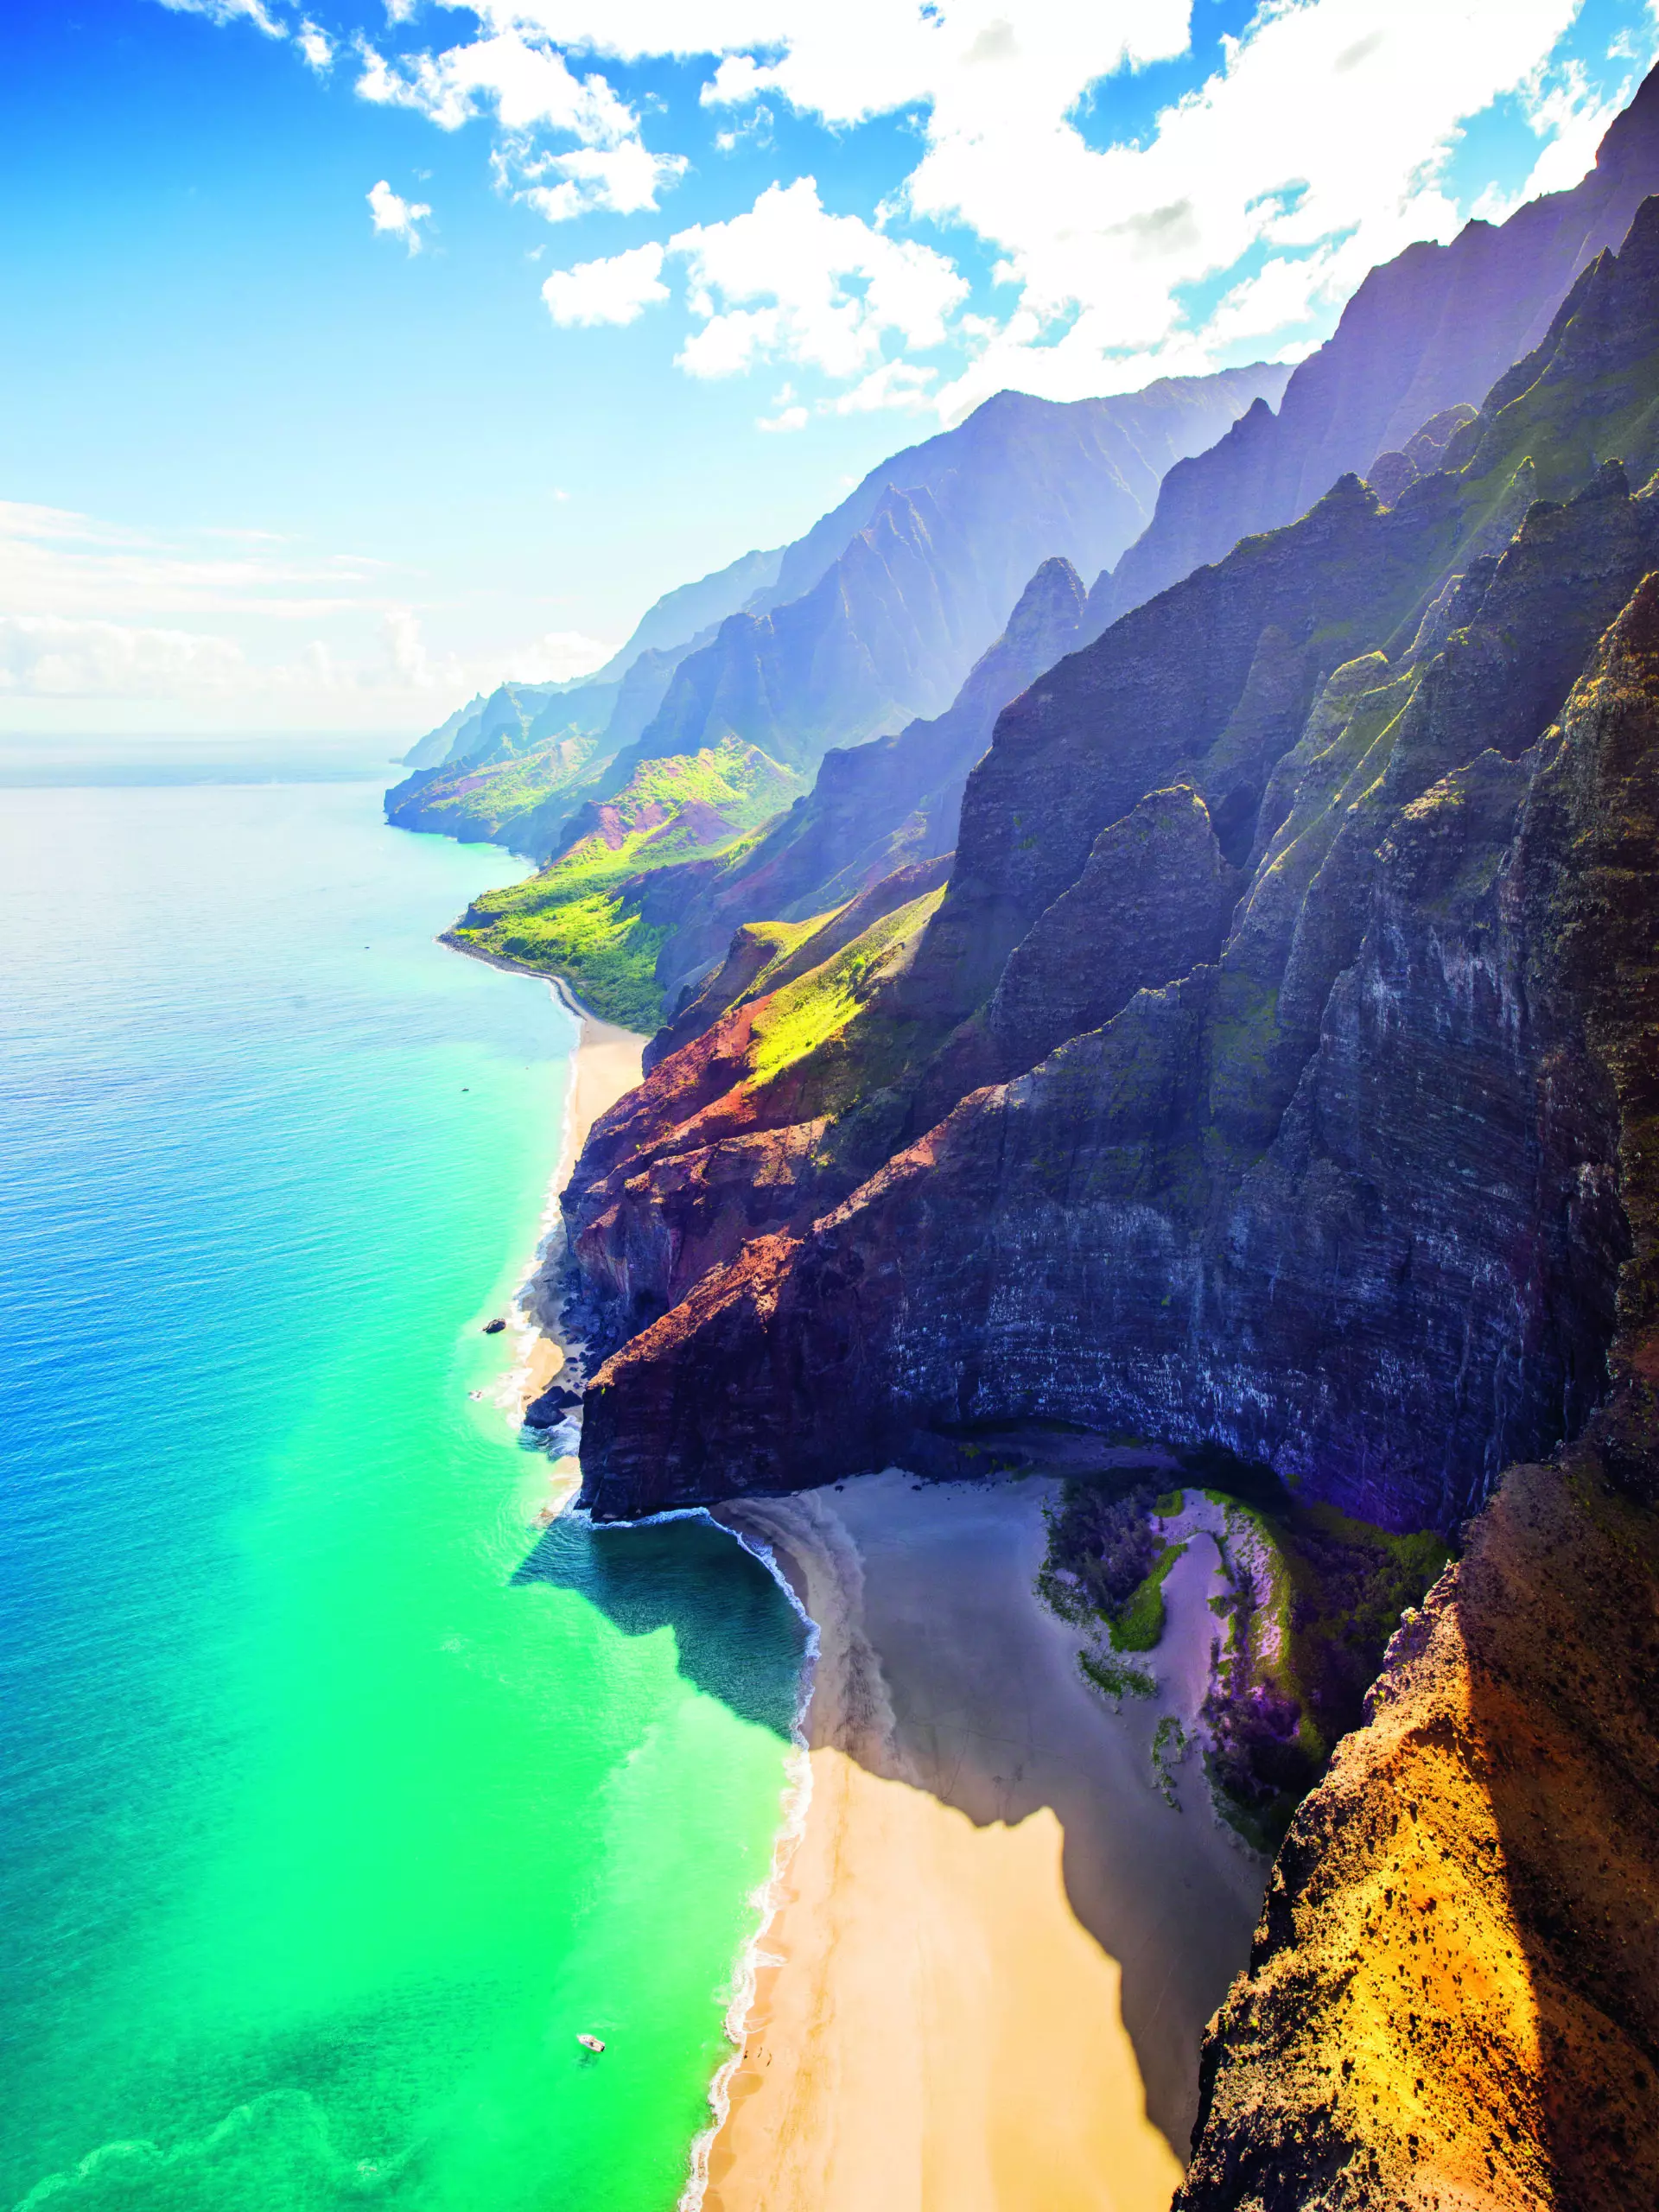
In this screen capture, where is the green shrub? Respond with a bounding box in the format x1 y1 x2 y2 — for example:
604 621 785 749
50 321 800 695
1109 1541 1187 1652
1078 1650 1155 1704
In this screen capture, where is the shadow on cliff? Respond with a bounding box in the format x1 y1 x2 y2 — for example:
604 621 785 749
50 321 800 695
512 1511 807 1739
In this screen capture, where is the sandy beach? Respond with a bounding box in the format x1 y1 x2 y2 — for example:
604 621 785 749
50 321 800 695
497 974 643 1421
708 1472 1267 2212
488 967 1267 2203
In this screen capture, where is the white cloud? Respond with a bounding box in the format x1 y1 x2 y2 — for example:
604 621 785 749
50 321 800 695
380 608 615 692
175 0 1639 422
0 499 385 620
757 403 808 431
367 178 433 252
506 627 616 678
1473 56 1637 221
543 239 670 324
297 18 334 69
713 100 773 154
538 175 967 373
357 28 636 137
903 0 1589 413
0 608 612 705
671 177 968 379
515 138 687 221
358 23 689 223
495 0 1603 414
155 0 285 36
0 616 249 698
832 358 938 413
0 502 618 712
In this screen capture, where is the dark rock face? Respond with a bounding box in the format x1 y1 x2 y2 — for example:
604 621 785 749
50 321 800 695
987 783 1239 1067
573 200 1659 1529
906 780 1243 1135
524 1382 581 1428
1096 66 1659 627
1175 578 1659 2209
904 470 1468 1038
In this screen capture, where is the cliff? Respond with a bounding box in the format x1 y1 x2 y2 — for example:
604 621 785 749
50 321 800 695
444 739 804 1027
570 194 1659 1529
638 554 1089 1023
1175 572 1659 2209
388 368 1283 862
628 372 1290 783
1097 63 1659 628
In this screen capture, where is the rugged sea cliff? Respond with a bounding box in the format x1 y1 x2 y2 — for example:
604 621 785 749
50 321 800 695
549 197 1659 2197
1177 582 1659 2208
397 81 1659 2206
571 204 1659 1533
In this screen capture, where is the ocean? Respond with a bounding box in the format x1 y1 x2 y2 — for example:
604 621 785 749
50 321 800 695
0 760 804 2212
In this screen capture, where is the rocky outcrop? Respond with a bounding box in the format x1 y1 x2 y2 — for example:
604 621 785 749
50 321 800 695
1173 1449 1659 2211
1363 404 1479 511
572 198 1659 1527
1176 575 1659 2207
1096 66 1659 628
563 869 947 1353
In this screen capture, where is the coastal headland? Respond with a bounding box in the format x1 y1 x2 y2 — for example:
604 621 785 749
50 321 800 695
704 1471 1268 2212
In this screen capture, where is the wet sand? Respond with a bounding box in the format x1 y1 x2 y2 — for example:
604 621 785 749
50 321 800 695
708 1472 1267 2212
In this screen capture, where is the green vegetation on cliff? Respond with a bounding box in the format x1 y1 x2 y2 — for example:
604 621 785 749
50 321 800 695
448 740 804 1027
747 887 948 1087
390 729 607 851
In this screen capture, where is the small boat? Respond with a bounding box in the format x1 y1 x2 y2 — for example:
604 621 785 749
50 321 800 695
576 2033 605 2054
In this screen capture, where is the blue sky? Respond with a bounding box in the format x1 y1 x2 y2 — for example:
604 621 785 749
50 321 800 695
3 0 1657 734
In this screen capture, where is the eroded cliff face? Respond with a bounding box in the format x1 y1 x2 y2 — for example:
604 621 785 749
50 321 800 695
572 200 1659 1532
543 175 1659 2212
563 865 949 1356
1175 580 1659 2207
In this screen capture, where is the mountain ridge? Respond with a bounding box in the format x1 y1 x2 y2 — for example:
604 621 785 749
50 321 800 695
1094 64 1659 629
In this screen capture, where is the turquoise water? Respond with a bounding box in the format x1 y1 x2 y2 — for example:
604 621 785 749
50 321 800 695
0 773 804 2212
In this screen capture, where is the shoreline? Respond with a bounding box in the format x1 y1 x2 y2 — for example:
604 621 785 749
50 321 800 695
451 941 1263 2209
701 1472 1269 2212
453 942 644 1435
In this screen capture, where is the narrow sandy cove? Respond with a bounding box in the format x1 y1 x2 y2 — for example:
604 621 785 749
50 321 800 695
709 1472 1268 2212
